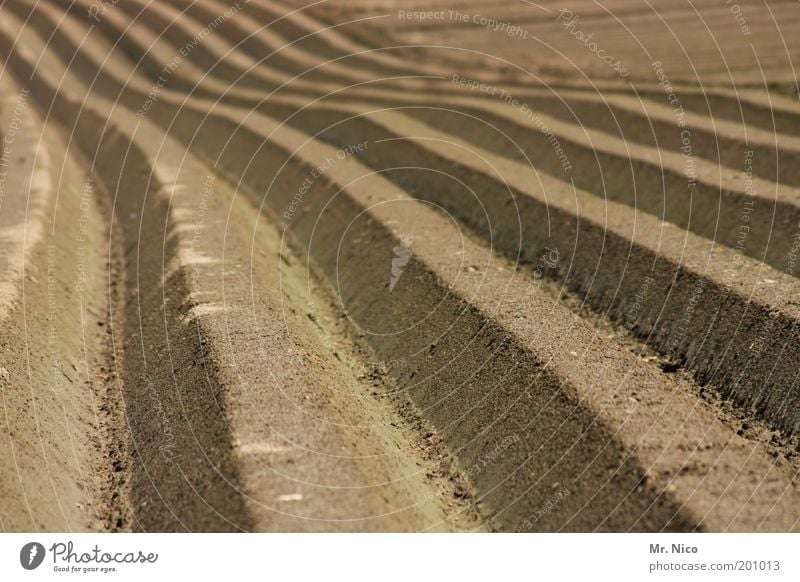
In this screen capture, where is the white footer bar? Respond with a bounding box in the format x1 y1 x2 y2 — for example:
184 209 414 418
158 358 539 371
1 533 796 580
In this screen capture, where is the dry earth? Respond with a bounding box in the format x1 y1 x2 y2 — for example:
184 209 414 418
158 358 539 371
1 0 800 532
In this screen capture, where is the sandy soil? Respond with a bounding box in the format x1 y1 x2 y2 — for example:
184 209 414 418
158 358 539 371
1 0 799 531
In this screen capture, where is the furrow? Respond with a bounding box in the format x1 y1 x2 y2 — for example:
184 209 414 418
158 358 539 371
19 0 800 437
10 15 800 531
138 94 800 532
2 8 477 532
40 0 800 282
4 0 800 535
0 71 122 532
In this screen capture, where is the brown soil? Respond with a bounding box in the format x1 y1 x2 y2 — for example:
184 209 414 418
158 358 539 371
1 0 799 532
